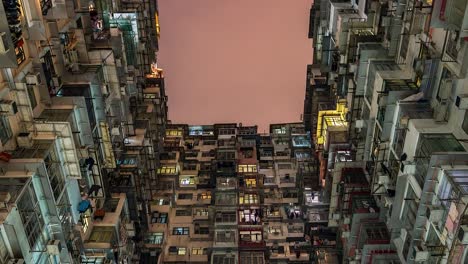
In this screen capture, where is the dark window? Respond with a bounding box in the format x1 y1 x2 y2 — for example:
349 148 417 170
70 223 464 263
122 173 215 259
0 116 13 145
175 210 191 216
178 193 193 200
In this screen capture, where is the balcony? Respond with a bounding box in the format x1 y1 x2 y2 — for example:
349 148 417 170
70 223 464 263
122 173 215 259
286 224 304 238
279 175 296 188
214 230 237 247
238 209 262 226
239 229 265 248
268 243 310 262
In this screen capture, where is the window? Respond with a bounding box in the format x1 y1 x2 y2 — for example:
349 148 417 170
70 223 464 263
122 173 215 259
239 209 260 223
238 165 257 173
0 116 12 145
27 85 37 109
183 163 197 171
180 176 196 186
273 127 286 134
278 163 292 170
239 193 258 204
401 186 418 228
216 193 237 205
191 248 206 255
194 225 210 235
157 166 177 175
219 128 235 135
245 178 257 188
144 232 163 244
169 246 186 255
200 192 211 200
150 212 167 223
172 227 189 235
240 230 262 242
45 147 65 201
194 208 209 216
201 151 215 158
178 193 193 200
175 210 191 216
185 151 198 158
216 231 235 242
202 140 216 145
269 226 282 234
166 130 182 137
215 211 237 223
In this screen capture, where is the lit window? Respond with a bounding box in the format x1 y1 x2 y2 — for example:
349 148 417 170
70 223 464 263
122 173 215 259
238 165 257 173
169 246 186 255
240 230 262 242
194 208 209 216
165 130 182 137
200 192 212 200
145 232 163 244
239 194 258 204
245 178 257 187
157 166 177 174
172 227 189 235
192 248 206 255
180 177 196 185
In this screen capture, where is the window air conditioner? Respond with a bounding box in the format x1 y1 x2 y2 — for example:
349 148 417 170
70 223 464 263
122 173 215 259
0 32 10 54
433 100 448 122
17 132 34 148
426 206 444 223
438 79 452 101
47 239 62 255
26 73 41 85
455 95 468 110
413 244 429 262
0 100 18 115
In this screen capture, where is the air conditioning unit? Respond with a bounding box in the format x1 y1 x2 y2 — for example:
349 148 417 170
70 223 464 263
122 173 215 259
455 95 468 110
0 32 10 54
26 73 41 85
355 119 365 129
413 244 429 261
438 79 452 100
101 84 109 96
402 161 416 174
120 86 126 96
426 206 444 223
0 192 11 209
458 225 468 244
433 100 448 122
7 259 25 264
47 239 62 255
17 132 34 148
0 100 18 115
378 174 390 185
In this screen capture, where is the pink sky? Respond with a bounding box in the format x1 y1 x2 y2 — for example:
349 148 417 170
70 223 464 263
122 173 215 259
158 0 312 132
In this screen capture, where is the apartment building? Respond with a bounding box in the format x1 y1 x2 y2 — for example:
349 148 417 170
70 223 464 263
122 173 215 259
304 0 468 263
141 123 320 263
0 0 165 262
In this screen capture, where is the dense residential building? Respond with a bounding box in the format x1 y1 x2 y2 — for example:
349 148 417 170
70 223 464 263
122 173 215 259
0 0 165 262
304 0 468 263
1 0 468 263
